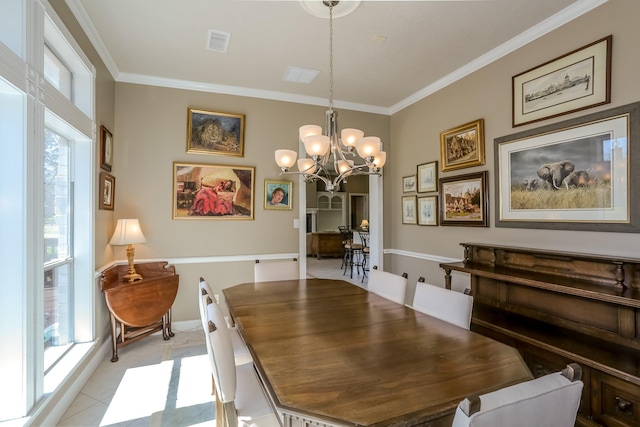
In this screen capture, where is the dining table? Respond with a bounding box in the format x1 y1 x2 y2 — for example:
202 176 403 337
223 278 532 427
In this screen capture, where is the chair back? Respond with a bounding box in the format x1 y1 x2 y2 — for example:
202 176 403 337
367 268 408 304
205 298 237 404
358 230 370 248
452 364 584 427
254 259 299 282
411 282 473 330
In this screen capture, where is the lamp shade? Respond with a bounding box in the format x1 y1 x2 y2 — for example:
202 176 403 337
109 219 146 246
371 151 387 169
297 158 317 174
341 128 364 148
299 125 322 142
275 149 297 168
355 136 381 158
303 134 331 157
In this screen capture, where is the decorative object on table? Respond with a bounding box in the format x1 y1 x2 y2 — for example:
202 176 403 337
109 218 147 282
173 162 255 220
512 35 612 127
402 175 416 193
417 195 438 226
99 172 115 211
401 195 417 225
186 108 245 157
359 219 369 231
439 171 488 227
264 179 292 210
274 1 386 192
417 161 438 193
100 125 113 172
495 101 640 233
440 119 485 172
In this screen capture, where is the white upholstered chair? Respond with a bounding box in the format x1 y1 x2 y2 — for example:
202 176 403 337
452 363 583 427
199 278 252 366
410 279 474 330
367 267 408 305
205 299 280 427
254 259 299 282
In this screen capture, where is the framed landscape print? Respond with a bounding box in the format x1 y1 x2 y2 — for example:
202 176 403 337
418 195 438 226
402 196 417 225
403 175 417 193
439 171 488 227
440 119 485 172
417 161 438 193
512 35 612 127
495 101 640 233
186 108 245 157
100 125 113 172
173 162 255 220
99 172 115 211
264 180 292 210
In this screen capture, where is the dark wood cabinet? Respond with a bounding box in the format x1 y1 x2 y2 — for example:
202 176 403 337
100 261 179 362
440 243 640 427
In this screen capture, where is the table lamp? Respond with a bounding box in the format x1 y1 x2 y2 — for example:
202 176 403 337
360 219 369 231
109 218 146 282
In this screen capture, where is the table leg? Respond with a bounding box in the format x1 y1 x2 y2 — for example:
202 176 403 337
109 313 119 362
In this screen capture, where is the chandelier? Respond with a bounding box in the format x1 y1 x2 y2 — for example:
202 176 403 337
274 0 386 193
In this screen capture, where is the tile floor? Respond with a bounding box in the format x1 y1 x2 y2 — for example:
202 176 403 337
56 256 365 426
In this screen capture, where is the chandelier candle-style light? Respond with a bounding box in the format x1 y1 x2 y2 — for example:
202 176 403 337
275 0 386 192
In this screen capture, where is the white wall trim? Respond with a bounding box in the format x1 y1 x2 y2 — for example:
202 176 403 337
384 248 462 264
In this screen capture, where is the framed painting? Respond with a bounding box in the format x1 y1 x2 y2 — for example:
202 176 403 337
100 125 113 172
264 180 292 210
417 161 438 192
440 119 485 172
402 196 417 225
513 35 612 127
172 162 255 220
495 101 640 233
403 175 417 193
439 171 488 227
186 108 245 157
418 195 438 226
99 172 115 211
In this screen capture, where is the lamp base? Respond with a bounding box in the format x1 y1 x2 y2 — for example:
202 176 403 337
122 272 143 282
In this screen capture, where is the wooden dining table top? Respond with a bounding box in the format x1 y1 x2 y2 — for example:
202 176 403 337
223 278 532 426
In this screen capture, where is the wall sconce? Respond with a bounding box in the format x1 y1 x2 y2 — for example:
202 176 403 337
109 218 146 282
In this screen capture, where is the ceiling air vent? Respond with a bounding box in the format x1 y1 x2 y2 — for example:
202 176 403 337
206 30 231 53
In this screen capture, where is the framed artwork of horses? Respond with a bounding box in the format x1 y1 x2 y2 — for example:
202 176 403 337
186 108 245 157
439 119 485 172
495 101 640 233
172 162 255 220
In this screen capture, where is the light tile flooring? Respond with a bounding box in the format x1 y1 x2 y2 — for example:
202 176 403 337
56 256 365 426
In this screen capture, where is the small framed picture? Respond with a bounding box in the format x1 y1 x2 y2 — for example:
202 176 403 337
440 119 485 172
402 196 417 225
99 172 115 211
264 180 292 210
403 175 417 193
418 195 438 226
417 161 438 193
439 171 489 227
186 108 245 157
100 125 113 172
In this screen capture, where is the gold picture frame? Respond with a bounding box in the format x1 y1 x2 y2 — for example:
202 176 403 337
440 119 485 172
100 125 113 172
186 108 245 157
264 180 292 210
99 172 115 211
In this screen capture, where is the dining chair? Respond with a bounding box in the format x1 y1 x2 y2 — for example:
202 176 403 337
367 266 408 304
204 298 281 427
254 259 299 282
410 279 474 330
452 363 583 427
339 228 364 278
199 278 252 366
358 229 370 282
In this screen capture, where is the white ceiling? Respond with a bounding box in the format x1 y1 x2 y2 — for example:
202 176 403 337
67 0 606 115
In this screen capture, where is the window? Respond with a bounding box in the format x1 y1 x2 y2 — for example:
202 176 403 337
0 0 95 422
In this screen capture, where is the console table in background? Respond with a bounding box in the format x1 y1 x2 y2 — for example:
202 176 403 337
309 231 343 259
100 261 179 362
440 243 640 427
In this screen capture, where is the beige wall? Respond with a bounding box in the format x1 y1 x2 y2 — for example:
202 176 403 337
388 0 640 299
112 83 389 321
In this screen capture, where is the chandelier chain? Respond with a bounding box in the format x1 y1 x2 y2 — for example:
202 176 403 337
328 3 334 110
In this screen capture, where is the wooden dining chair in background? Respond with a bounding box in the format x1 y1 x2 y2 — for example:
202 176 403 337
199 278 252 367
409 278 474 330
254 259 299 282
367 266 408 304
452 363 583 427
204 298 281 427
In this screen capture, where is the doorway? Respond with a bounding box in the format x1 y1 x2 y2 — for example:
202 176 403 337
349 193 368 229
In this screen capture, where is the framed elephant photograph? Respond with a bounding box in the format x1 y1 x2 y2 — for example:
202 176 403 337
495 101 640 233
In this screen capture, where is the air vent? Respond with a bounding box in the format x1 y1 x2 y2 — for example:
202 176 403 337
207 30 231 53
282 66 320 84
